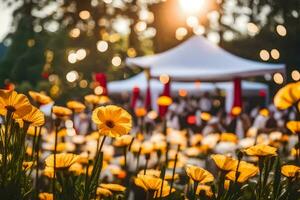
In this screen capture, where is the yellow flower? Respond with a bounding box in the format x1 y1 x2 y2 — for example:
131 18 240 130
21 106 45 127
66 100 86 113
186 165 214 183
84 94 100 105
259 108 269 117
26 126 46 137
274 82 300 110
39 192 53 200
244 144 277 157
43 167 54 178
113 135 133 147
200 112 212 121
286 121 300 134
153 181 175 198
224 180 230 190
211 154 238 171
141 141 154 155
0 90 32 118
99 95 111 104
231 106 242 116
29 91 53 105
226 161 259 183
100 183 126 192
220 133 238 143
139 169 179 181
134 174 162 191
23 161 34 170
69 163 84 175
52 106 72 118
281 165 300 178
291 148 300 157
45 153 79 169
135 107 147 117
196 185 213 197
92 105 132 138
157 96 172 106
96 187 112 197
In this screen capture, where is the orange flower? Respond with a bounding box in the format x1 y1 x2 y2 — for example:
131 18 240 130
259 108 269 117
66 100 86 113
220 133 238 143
196 185 213 197
274 82 300 110
21 106 45 127
200 112 212 121
92 105 132 138
45 153 79 169
52 106 72 118
84 94 100 105
211 154 238 171
281 165 300 178
0 90 32 118
99 95 111 104
226 161 259 183
286 121 300 134
29 91 53 105
244 144 277 157
186 165 214 183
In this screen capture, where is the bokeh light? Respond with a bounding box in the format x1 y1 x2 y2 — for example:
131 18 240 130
94 86 104 95
159 74 170 84
176 27 188 40
247 23 259 35
66 70 79 83
186 16 198 28
273 73 284 84
259 49 270 61
179 0 204 15
112 56 122 67
69 28 80 38
68 52 77 64
291 70 300 81
79 10 90 20
276 25 287 36
97 40 108 52
76 49 87 60
270 49 280 60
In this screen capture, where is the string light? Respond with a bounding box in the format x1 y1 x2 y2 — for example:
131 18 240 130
186 16 198 28
76 49 87 60
270 49 280 60
66 71 79 83
291 70 300 81
69 28 80 38
68 52 77 64
159 74 170 84
247 23 259 35
135 21 147 32
259 49 270 61
276 25 287 36
127 48 137 58
97 40 108 52
94 86 104 95
273 73 284 84
79 10 90 20
112 56 122 66
176 27 188 40
179 0 204 15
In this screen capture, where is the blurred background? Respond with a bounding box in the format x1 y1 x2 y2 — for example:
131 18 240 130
0 0 299 102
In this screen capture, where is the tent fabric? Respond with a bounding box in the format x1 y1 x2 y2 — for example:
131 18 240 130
108 73 268 111
126 36 285 81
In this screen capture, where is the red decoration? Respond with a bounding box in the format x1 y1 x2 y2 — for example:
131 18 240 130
187 115 197 125
144 81 152 111
159 79 171 118
232 78 242 109
95 73 108 95
131 86 140 109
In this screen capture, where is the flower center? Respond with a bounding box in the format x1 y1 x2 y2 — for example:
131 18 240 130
105 120 115 128
5 106 16 112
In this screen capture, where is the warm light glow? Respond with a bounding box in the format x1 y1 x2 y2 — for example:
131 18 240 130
273 73 284 84
179 89 188 97
127 48 137 58
97 40 108 52
76 49 87 60
159 74 170 84
247 23 259 35
179 0 204 15
276 25 287 36
186 16 198 28
79 80 88 88
79 10 91 20
259 49 270 61
176 27 188 40
94 86 104 95
68 52 77 64
66 71 79 83
135 21 147 32
193 25 205 35
112 56 122 66
291 70 300 81
69 28 80 38
270 49 280 60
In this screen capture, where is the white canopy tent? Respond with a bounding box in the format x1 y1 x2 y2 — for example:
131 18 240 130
108 73 268 111
126 35 285 81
